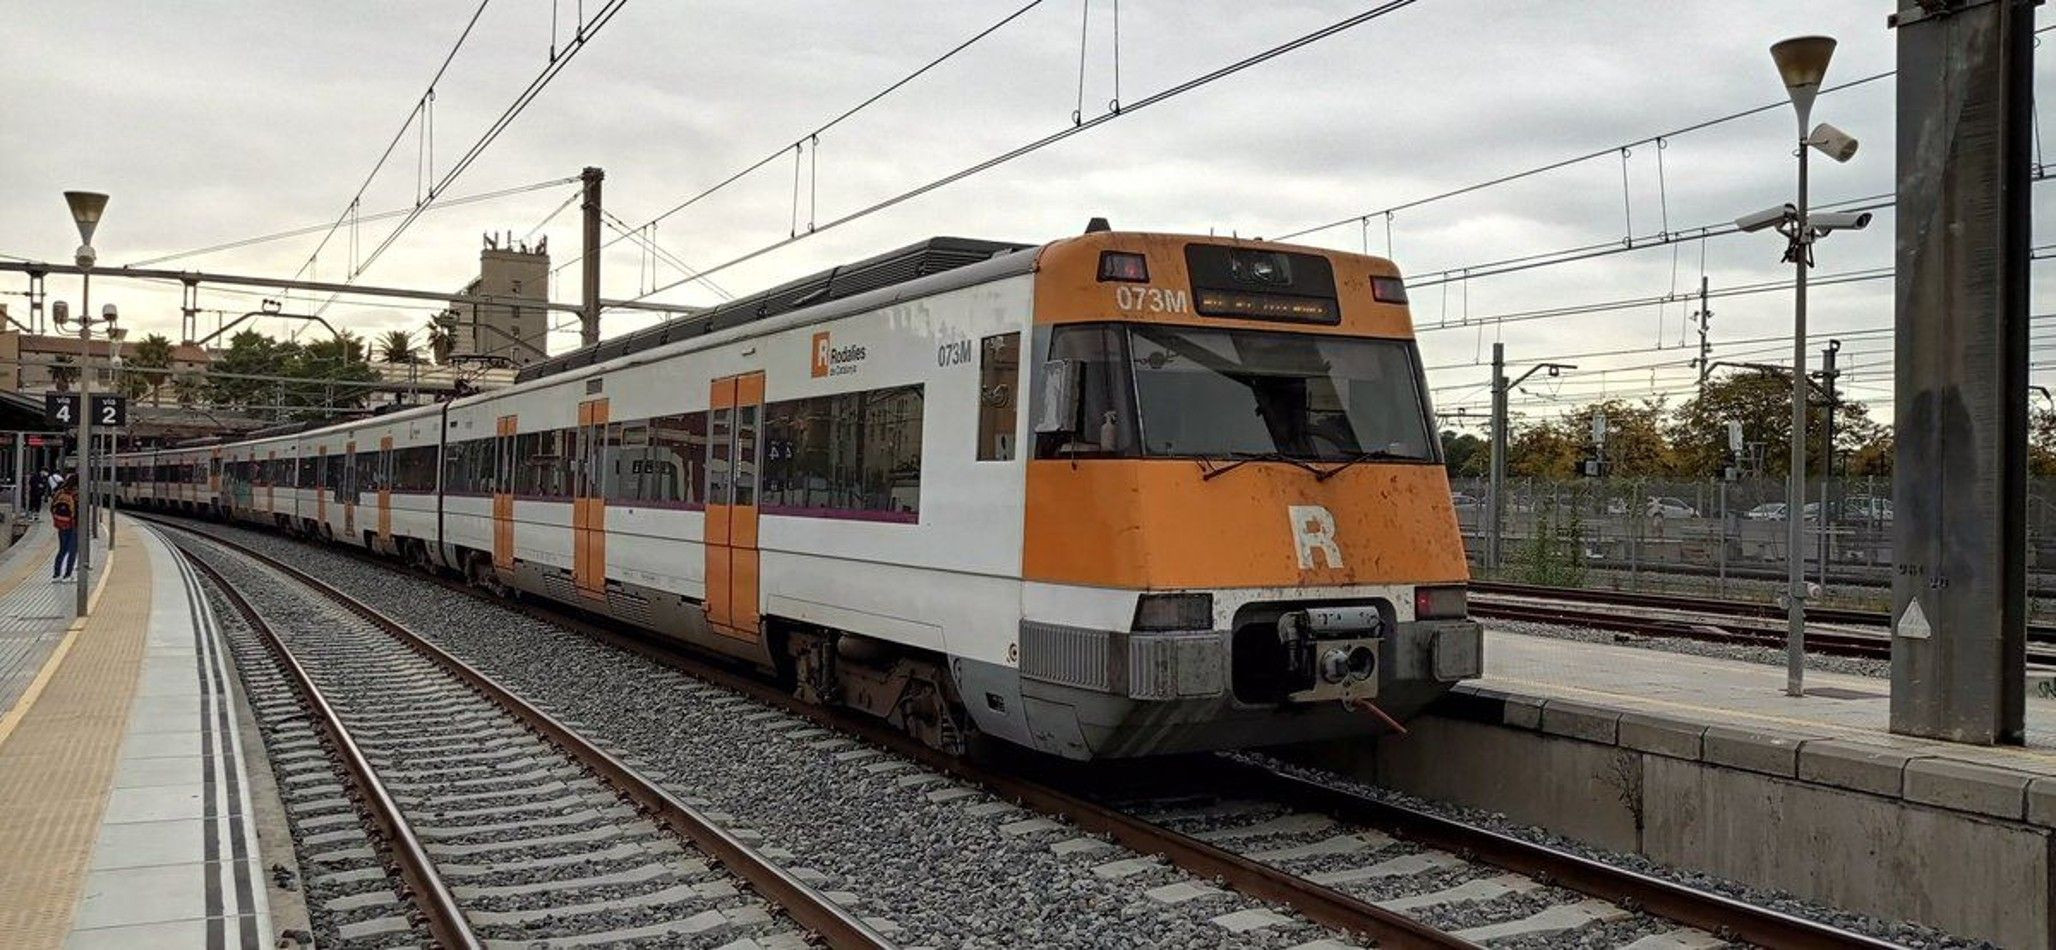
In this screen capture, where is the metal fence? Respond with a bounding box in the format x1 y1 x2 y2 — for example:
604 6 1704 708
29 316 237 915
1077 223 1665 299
1450 476 2056 610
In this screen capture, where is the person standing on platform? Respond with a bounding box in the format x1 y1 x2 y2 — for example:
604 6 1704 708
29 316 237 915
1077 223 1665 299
27 467 45 515
50 475 77 582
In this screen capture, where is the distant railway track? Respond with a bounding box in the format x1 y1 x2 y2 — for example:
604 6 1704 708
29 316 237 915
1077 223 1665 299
138 512 1900 948
153 519 891 949
1471 580 2056 664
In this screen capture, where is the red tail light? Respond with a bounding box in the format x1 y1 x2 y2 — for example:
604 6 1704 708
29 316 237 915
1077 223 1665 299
1415 585 1466 620
1371 275 1409 303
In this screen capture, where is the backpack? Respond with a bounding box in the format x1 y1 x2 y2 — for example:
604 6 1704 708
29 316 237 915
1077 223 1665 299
50 495 75 530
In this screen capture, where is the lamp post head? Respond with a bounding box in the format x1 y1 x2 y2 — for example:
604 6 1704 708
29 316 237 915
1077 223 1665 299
1770 35 1836 123
62 191 109 247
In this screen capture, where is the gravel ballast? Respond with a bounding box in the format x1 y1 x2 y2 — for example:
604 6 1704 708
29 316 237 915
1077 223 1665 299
164 522 1350 949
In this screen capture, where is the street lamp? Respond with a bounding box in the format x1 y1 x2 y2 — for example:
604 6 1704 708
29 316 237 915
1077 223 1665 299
1737 37 1868 697
60 189 109 618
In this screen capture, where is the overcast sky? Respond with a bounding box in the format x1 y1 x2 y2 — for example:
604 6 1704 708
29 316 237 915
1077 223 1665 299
6 1 2053 428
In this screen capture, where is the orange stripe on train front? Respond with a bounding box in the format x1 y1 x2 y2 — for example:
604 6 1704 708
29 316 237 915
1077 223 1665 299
1022 460 1469 589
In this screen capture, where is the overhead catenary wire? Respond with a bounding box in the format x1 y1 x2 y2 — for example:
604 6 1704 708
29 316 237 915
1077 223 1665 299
319 0 629 311
555 0 1052 278
629 0 1425 304
285 0 496 285
125 177 578 268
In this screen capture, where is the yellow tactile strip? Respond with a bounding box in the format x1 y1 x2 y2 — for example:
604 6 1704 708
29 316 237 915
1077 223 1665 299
0 545 151 950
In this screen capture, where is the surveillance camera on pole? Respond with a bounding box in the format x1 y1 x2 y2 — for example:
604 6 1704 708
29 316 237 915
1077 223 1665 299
1807 122 1860 163
1809 210 1872 233
1735 204 1798 233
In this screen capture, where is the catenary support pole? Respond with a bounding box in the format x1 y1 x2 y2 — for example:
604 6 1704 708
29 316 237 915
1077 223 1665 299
1487 342 1506 573
1890 0 2033 744
580 166 604 348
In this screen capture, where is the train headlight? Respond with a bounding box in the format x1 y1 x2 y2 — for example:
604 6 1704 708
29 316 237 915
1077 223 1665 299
1132 592 1213 631
1413 585 1467 620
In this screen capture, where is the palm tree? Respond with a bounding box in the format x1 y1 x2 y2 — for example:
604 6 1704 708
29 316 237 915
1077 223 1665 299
427 322 456 365
377 329 417 364
127 333 174 403
48 355 77 391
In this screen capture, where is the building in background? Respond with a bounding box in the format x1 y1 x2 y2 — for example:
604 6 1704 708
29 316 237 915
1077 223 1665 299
443 233 550 368
0 331 212 395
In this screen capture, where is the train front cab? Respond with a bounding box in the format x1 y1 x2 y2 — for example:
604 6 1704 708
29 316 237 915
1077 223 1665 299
987 233 1484 760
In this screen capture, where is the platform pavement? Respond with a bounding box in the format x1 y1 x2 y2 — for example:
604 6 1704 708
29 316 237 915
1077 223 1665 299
0 521 107 716
1472 629 2056 799
0 519 270 949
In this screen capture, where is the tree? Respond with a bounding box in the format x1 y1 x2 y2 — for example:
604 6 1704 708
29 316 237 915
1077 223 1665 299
1562 398 1675 477
126 333 174 402
427 321 455 365
377 329 417 364
1508 417 1581 478
207 330 291 411
1669 370 1880 478
2033 408 2056 477
1440 430 1488 477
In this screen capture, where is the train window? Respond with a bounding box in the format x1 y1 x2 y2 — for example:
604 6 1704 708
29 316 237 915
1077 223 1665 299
443 440 468 493
760 384 923 519
977 332 1020 461
733 406 757 507
650 412 707 505
708 409 732 506
1033 325 1138 459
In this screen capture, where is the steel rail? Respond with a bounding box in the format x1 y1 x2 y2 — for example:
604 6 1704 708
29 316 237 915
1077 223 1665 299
172 543 482 950
1221 760 1903 950
149 519 893 950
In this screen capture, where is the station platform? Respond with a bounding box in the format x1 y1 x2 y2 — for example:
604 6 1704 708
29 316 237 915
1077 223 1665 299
0 518 273 949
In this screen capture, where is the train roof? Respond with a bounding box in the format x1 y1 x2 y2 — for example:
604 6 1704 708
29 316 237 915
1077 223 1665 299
515 236 1030 384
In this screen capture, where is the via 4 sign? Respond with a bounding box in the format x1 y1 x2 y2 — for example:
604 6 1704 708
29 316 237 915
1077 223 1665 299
44 392 127 428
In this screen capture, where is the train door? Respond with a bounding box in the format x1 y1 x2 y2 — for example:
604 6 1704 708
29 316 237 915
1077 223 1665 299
265 450 276 514
209 448 221 510
378 435 394 548
343 439 357 539
705 372 763 641
573 399 609 599
493 416 516 570
316 446 328 526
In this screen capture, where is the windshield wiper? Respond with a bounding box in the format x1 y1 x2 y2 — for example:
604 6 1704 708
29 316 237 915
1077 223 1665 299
1199 451 1322 481
1315 449 1412 481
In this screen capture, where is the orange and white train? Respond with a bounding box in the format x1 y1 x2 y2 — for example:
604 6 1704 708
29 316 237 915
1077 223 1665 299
118 230 1482 759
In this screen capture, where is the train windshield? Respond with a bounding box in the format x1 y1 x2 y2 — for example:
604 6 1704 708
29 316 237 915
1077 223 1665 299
1126 325 1434 461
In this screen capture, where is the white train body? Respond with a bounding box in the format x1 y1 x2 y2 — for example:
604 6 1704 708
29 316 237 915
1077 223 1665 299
119 232 1482 760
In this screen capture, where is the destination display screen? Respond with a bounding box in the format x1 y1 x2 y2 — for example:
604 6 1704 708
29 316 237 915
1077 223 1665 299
1184 244 1340 324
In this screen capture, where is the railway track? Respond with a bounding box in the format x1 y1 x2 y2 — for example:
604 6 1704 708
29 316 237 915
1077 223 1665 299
135 512 1907 948
154 523 890 948
1471 580 2056 665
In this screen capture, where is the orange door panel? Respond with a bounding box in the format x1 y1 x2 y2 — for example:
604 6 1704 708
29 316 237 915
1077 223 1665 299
574 399 609 599
705 373 763 641
493 416 516 569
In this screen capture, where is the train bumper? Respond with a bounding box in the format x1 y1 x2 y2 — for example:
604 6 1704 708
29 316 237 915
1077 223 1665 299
1012 616 1482 759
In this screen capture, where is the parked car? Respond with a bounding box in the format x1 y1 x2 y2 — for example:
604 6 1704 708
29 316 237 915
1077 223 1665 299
1744 502 1788 521
1646 496 1699 519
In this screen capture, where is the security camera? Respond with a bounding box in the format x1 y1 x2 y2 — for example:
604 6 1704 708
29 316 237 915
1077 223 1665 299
1807 123 1860 163
1735 204 1796 233
1810 210 1872 232
100 303 118 322
51 301 69 326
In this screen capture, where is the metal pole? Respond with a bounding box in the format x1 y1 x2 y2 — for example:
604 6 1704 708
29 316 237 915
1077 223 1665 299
1719 479 1729 597
1786 112 1811 697
75 273 91 617
1890 0 2032 744
580 166 604 348
11 432 22 518
1696 275 1712 398
1487 342 1506 573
